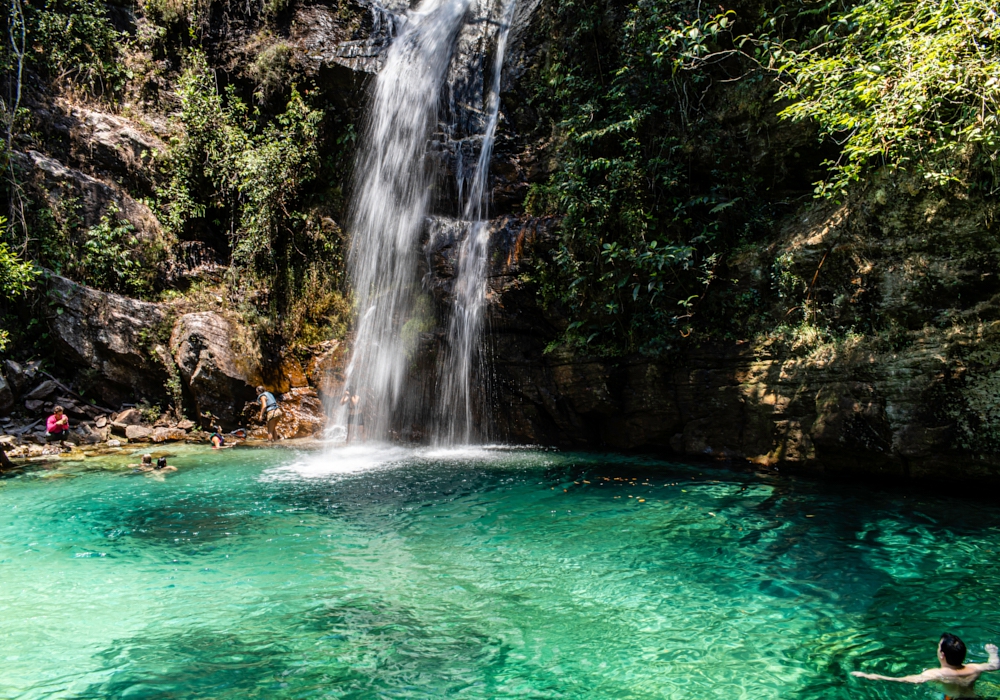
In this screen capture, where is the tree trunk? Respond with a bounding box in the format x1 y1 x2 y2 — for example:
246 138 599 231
0 447 14 470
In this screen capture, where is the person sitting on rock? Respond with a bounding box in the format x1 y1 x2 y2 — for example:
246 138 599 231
46 406 70 445
256 386 282 441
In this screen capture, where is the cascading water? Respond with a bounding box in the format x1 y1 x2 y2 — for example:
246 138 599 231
433 0 518 444
332 0 519 444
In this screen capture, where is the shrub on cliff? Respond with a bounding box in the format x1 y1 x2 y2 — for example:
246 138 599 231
18 0 128 99
158 49 344 345
778 0 1000 197
524 0 783 355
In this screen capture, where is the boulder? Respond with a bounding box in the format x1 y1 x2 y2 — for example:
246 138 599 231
17 150 164 244
51 99 167 192
73 424 104 444
176 419 195 430
0 375 13 415
115 408 143 425
24 380 61 401
3 360 30 393
274 387 327 439
45 275 171 406
171 312 256 431
24 399 45 413
125 425 152 441
151 427 187 443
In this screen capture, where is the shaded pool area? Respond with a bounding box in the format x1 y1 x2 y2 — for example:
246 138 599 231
2 445 999 699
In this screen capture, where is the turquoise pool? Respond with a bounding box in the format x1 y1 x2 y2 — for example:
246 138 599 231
2 445 999 699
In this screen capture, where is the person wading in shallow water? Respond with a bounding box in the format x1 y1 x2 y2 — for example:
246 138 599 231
340 385 364 443
256 386 282 441
852 633 1000 699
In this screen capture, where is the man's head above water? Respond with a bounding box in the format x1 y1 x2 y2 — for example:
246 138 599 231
940 633 968 668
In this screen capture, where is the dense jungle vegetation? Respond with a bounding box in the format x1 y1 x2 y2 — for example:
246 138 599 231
521 0 1000 355
0 0 998 361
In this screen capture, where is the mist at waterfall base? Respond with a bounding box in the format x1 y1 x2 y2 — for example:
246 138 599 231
331 0 518 445
5 446 1000 699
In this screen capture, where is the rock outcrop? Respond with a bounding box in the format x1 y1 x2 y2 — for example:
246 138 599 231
18 150 165 242
170 312 257 429
45 274 170 406
481 203 1000 481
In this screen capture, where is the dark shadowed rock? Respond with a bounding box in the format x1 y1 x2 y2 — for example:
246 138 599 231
0 375 13 415
170 312 256 430
24 380 60 402
3 360 36 394
74 424 104 444
45 275 171 406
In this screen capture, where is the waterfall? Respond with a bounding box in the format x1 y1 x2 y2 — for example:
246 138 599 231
433 0 517 444
333 0 518 444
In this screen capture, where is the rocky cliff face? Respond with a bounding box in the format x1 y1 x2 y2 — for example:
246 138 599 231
479 192 1000 481
10 0 1000 481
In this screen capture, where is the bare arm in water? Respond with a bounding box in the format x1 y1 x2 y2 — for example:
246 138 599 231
853 644 1000 685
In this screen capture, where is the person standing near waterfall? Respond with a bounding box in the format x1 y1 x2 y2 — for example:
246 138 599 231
341 386 364 443
257 386 282 441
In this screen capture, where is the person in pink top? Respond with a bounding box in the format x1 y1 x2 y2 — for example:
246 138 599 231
46 405 70 445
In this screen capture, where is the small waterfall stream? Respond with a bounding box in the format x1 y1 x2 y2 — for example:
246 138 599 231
333 0 518 444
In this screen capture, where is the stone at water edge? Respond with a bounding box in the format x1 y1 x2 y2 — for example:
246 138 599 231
95 415 107 428
170 312 257 431
151 427 187 443
125 425 152 441
177 419 195 430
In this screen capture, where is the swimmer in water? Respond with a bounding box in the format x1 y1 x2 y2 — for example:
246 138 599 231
852 633 1000 699
129 454 154 471
146 456 177 480
154 456 176 472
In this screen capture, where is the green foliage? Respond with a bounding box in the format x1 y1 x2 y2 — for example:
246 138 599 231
77 205 148 296
159 49 344 343
0 215 39 352
160 49 321 274
137 400 162 423
24 0 129 98
778 0 1000 196
25 198 161 297
525 0 775 354
249 42 293 105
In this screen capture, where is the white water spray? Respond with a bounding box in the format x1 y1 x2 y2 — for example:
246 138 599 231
333 0 519 444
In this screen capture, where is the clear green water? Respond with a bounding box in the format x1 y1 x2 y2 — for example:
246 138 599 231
3 445 1000 700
